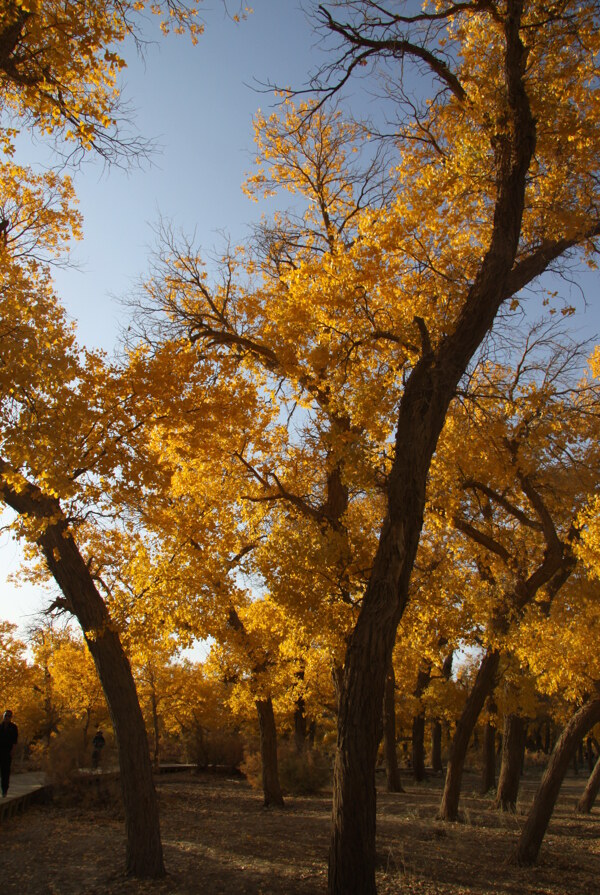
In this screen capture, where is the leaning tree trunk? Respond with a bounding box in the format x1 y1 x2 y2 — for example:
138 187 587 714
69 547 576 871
256 697 284 808
42 531 165 877
576 752 600 814
515 696 600 865
495 713 527 811
382 666 403 793
0 473 164 878
439 649 500 821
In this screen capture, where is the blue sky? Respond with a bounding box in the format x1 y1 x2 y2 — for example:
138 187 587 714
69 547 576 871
1 0 323 632
2 1 599 636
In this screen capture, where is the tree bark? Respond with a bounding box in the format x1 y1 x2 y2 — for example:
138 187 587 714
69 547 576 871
256 697 284 808
439 649 500 821
0 470 164 878
515 696 600 865
327 6 537 891
382 666 403 792
576 752 600 814
495 713 526 811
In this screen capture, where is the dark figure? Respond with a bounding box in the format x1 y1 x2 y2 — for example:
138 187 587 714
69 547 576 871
91 728 105 769
0 710 18 797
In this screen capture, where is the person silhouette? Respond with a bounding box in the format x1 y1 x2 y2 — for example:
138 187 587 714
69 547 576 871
0 710 18 797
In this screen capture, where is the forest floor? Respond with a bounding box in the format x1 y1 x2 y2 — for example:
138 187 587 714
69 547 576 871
0 767 597 894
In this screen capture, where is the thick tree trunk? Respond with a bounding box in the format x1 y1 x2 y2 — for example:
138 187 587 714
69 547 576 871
382 666 403 793
256 697 284 808
495 713 526 811
431 722 444 774
480 717 497 795
439 649 500 821
515 696 600 865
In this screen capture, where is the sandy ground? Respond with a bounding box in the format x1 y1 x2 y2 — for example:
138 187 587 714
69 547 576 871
0 769 598 894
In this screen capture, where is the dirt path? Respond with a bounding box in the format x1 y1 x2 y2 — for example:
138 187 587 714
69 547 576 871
0 771 597 894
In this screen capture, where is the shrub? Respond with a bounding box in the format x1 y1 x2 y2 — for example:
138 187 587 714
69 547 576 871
241 746 331 796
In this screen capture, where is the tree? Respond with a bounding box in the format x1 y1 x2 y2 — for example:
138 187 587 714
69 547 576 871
0 0 238 878
136 2 600 889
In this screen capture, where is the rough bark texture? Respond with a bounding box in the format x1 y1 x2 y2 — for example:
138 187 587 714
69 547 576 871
576 752 600 814
382 666 403 793
515 696 600 865
327 4 538 891
439 650 500 821
495 713 527 811
0 467 164 878
256 697 284 808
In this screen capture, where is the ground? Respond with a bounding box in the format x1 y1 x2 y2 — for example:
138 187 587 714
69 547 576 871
0 769 597 894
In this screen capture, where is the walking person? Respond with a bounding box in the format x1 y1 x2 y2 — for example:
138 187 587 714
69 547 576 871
91 728 105 770
0 710 18 797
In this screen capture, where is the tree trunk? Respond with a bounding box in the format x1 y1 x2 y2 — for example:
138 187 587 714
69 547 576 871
439 649 500 821
480 717 497 795
294 695 308 754
515 696 600 865
327 10 536 889
382 666 403 792
431 721 443 774
412 666 431 782
495 713 526 811
576 752 600 814
0 468 165 878
256 697 284 808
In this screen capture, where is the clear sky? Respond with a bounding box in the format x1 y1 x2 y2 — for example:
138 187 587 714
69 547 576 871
1 0 323 632
2 1 599 636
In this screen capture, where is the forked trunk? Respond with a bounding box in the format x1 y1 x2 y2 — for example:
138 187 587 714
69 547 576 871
256 697 284 808
439 649 500 821
576 752 600 814
495 713 526 811
515 696 600 865
382 666 403 793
